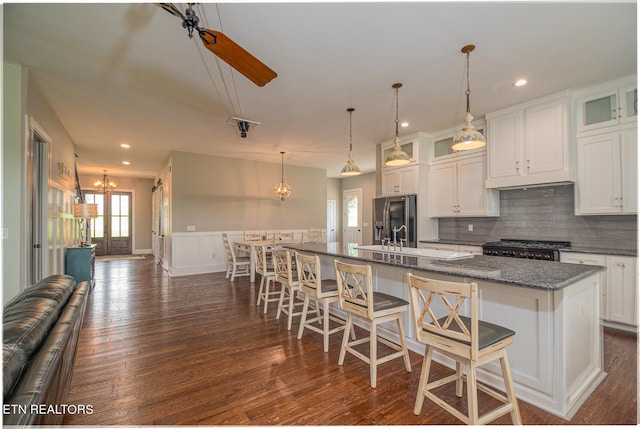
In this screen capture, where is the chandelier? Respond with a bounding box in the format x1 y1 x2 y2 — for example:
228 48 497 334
94 169 116 193
341 108 361 176
385 83 411 166
451 44 486 151
274 152 292 201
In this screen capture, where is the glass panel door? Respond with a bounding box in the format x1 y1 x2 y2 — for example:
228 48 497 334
84 191 132 255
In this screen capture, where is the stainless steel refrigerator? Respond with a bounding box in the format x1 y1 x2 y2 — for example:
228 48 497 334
372 194 417 247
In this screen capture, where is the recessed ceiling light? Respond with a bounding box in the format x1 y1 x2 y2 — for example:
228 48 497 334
120 143 130 148
122 161 130 165
513 79 528 87
400 121 409 127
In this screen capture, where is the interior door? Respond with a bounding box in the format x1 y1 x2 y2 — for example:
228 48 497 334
327 199 337 242
85 191 133 255
343 189 362 244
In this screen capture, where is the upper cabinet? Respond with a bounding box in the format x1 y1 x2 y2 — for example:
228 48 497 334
574 75 637 215
380 132 430 169
485 92 571 189
576 83 637 133
379 132 430 197
428 151 499 217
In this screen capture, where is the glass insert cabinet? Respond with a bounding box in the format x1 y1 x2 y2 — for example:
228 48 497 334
577 85 637 132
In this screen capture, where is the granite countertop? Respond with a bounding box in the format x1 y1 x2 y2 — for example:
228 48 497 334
560 246 637 257
419 239 637 257
285 242 606 291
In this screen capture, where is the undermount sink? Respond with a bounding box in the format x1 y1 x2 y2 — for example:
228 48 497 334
354 245 475 260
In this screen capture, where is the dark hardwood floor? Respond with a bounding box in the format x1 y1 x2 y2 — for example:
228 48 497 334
64 257 637 425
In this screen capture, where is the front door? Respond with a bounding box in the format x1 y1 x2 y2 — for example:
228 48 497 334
343 189 362 245
85 191 133 256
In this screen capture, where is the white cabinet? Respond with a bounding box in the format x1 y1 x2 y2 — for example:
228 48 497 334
419 242 483 255
607 256 637 327
380 132 430 168
561 252 637 330
576 84 637 133
575 127 637 214
428 153 498 217
381 165 418 196
485 93 571 189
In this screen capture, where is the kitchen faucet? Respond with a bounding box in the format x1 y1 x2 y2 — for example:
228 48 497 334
392 225 407 251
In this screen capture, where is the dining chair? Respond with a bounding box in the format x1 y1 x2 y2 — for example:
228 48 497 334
295 252 350 352
244 230 263 241
255 244 279 313
275 231 294 245
302 230 322 244
222 233 250 281
273 248 304 330
407 273 521 425
334 260 412 388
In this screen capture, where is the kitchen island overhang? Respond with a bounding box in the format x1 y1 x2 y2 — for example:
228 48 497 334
284 242 606 420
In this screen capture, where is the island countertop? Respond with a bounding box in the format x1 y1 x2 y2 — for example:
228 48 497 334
284 242 605 291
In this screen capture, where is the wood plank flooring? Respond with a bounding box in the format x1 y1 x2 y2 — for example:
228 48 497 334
64 257 637 425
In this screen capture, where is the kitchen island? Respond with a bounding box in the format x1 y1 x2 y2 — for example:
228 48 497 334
284 242 606 420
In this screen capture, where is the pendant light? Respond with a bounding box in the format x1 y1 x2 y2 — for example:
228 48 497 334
274 151 292 201
341 108 361 176
452 44 486 151
385 83 411 166
94 169 116 193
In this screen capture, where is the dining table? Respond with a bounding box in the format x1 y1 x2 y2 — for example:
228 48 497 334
233 239 273 282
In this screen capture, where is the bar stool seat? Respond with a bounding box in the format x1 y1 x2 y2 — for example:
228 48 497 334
407 273 522 425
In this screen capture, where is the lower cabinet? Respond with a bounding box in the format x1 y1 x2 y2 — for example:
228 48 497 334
561 252 637 329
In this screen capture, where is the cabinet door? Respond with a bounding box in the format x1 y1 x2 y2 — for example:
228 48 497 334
621 128 638 213
607 256 637 326
397 166 418 194
381 170 399 196
487 111 522 179
429 163 457 217
621 86 638 124
577 89 619 132
457 157 488 216
525 100 566 175
576 132 621 214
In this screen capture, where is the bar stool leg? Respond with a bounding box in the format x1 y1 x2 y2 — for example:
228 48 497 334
338 314 353 366
298 295 310 339
370 320 378 388
466 362 479 425
455 361 464 397
414 346 433 415
500 350 522 424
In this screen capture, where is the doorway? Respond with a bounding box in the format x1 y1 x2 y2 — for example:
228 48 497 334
343 189 362 244
84 191 133 256
27 123 50 284
327 200 337 242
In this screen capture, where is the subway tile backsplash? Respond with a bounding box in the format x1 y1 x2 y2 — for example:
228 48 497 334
438 185 637 252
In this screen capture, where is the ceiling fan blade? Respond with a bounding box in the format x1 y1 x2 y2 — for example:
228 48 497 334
199 29 277 87
156 3 184 19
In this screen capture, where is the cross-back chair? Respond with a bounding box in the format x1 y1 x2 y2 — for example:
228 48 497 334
334 260 412 388
222 233 250 281
255 244 279 313
407 273 521 425
273 248 304 330
295 252 349 352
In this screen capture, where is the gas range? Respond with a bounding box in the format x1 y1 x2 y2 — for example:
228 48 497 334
482 239 571 261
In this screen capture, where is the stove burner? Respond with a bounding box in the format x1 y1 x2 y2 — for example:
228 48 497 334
482 239 570 261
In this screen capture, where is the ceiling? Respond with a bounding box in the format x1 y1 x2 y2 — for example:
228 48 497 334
4 1 637 179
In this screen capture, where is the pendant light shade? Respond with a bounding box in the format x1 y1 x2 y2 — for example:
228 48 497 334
274 151 292 201
341 108 361 176
385 83 411 166
452 44 486 151
94 169 116 193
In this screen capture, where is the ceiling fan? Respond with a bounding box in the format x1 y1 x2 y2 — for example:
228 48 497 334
157 3 277 87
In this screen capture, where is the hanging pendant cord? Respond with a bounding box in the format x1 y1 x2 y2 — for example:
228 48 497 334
395 86 400 138
465 51 472 114
349 110 353 153
280 152 285 181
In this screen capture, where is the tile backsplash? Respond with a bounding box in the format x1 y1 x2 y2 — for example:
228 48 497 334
438 185 637 252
